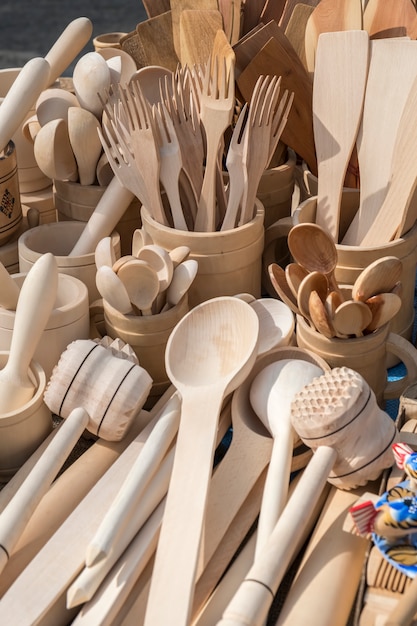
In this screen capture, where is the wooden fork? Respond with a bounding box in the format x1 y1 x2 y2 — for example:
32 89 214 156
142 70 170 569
221 102 249 230
239 75 293 226
194 54 235 232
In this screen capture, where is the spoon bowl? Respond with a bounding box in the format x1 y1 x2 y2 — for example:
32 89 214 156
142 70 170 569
33 118 78 182
268 263 299 315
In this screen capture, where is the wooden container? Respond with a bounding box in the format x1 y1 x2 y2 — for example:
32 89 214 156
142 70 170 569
93 32 127 51
0 272 89 380
296 315 417 407
0 352 53 478
17 221 121 303
0 141 22 246
53 179 141 256
90 294 189 405
141 200 265 308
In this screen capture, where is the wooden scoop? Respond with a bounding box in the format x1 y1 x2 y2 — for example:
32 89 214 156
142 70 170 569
144 297 259 626
0 57 50 154
0 253 58 414
312 30 369 242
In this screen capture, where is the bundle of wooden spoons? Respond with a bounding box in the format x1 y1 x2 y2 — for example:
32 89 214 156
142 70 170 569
270 222 404 339
95 237 197 316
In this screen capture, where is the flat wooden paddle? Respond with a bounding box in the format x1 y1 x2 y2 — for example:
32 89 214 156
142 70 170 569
170 0 218 60
279 0 321 31
313 30 369 242
342 39 417 245
179 9 223 67
304 0 363 74
360 73 417 245
236 31 317 176
142 0 171 18
284 3 316 71
364 0 417 39
121 12 179 72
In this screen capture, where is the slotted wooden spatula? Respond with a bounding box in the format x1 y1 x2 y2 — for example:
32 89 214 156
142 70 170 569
313 30 369 242
342 38 417 245
304 0 363 74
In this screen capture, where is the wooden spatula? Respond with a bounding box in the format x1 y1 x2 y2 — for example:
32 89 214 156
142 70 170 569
284 3 316 70
360 74 417 245
279 0 321 31
237 32 317 176
304 0 363 74
121 12 179 71
313 30 369 242
364 0 417 39
179 9 223 67
342 39 417 245
142 0 171 18
170 0 218 60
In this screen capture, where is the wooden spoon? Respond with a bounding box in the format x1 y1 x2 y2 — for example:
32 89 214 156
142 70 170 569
351 256 403 302
288 223 341 295
72 52 111 118
312 30 369 242
268 263 300 315
136 244 174 292
33 118 78 182
332 300 373 337
285 263 309 300
67 107 102 186
297 270 328 325
0 263 20 310
0 57 50 153
131 228 153 257
249 358 324 556
94 237 117 269
117 259 160 315
161 259 198 312
0 253 58 414
365 292 402 332
35 88 80 127
309 289 336 338
143 296 259 626
249 299 295 356
95 265 134 315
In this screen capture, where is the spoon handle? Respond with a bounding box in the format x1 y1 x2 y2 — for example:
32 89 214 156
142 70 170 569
44 17 93 86
0 262 20 310
0 57 50 153
144 388 224 626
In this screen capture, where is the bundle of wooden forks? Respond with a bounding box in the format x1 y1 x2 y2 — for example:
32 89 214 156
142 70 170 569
98 53 293 232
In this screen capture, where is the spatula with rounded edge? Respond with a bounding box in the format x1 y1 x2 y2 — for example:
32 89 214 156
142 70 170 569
249 358 324 557
0 262 20 310
312 30 369 243
143 296 259 626
0 253 58 414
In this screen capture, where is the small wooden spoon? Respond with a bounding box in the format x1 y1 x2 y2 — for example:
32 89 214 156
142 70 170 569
136 244 174 292
67 107 102 186
168 245 191 268
288 223 341 295
161 259 198 312
365 292 402 332
0 263 20 310
144 297 259 626
351 256 403 302
95 266 134 315
117 259 160 315
131 228 153 257
332 300 373 337
72 52 111 118
308 289 336 338
0 253 58 414
268 263 300 315
33 118 78 182
94 237 117 269
35 88 80 127
249 357 323 556
285 263 309 300
297 271 328 323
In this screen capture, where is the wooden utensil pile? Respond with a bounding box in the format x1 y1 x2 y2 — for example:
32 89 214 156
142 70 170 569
95 235 197 314
99 55 293 232
269 222 403 338
31 48 136 187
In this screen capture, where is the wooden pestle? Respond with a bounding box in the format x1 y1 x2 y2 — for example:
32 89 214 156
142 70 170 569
217 367 398 626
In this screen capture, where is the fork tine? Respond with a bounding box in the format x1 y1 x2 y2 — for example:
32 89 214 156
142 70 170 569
230 102 248 148
264 76 282 126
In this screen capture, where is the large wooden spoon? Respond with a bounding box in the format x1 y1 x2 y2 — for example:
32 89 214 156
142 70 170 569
312 29 369 242
351 256 403 302
249 358 323 556
33 118 78 182
0 57 50 154
0 253 58 414
143 296 259 626
288 223 341 295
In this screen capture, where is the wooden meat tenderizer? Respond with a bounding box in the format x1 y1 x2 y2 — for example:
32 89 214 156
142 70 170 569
44 336 153 441
217 366 398 626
